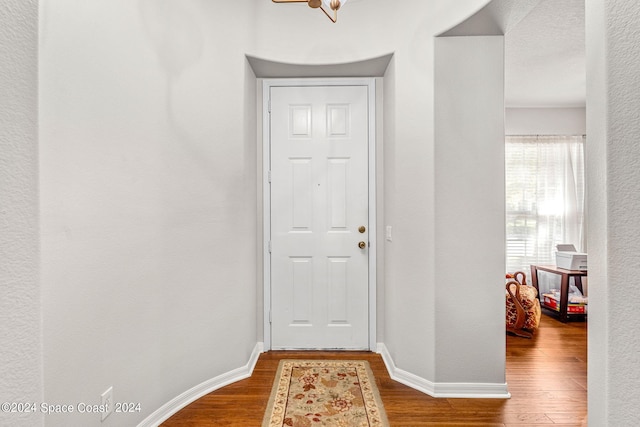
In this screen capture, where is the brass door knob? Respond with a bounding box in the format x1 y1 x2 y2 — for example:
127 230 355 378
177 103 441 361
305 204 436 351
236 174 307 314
358 226 366 233
358 241 367 249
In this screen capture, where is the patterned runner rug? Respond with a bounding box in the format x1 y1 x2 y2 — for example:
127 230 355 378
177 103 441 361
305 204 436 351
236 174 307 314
262 359 389 427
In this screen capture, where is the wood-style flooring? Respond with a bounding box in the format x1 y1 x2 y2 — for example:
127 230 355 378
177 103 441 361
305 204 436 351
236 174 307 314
162 314 587 426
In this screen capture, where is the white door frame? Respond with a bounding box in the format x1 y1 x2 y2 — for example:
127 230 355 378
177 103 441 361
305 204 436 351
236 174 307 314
262 77 377 351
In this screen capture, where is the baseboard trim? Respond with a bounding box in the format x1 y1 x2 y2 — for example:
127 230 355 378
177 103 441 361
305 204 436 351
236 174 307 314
377 343 510 399
137 342 264 427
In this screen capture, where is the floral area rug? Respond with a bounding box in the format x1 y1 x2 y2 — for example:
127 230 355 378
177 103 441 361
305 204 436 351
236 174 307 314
262 360 389 427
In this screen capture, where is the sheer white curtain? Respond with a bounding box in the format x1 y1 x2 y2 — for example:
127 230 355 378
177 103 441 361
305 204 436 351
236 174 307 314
505 135 586 273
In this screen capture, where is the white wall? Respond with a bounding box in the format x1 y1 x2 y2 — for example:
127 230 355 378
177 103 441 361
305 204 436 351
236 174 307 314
434 36 506 386
28 0 522 423
0 1 42 426
7 0 640 424
39 1 257 425
251 0 501 389
506 107 586 135
586 0 640 425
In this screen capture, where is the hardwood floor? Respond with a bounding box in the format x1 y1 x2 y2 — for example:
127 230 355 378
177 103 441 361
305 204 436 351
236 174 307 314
162 314 587 426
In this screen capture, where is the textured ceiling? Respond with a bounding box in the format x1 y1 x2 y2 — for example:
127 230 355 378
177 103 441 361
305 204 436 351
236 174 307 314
505 0 585 107
439 0 543 36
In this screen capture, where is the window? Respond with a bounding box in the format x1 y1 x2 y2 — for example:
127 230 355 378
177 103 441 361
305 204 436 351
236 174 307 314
505 135 586 273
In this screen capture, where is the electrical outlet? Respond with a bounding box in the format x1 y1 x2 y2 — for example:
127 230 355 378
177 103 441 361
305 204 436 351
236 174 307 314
385 226 392 242
101 387 113 422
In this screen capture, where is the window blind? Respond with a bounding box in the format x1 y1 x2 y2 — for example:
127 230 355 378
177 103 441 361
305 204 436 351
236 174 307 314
505 135 586 273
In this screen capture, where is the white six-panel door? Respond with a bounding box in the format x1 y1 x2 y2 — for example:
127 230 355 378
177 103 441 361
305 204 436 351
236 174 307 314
269 84 370 350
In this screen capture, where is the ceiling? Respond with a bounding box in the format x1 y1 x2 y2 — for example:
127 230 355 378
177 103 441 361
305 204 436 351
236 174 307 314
504 0 585 107
264 0 585 108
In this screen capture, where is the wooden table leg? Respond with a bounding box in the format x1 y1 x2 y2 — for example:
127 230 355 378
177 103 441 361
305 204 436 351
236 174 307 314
530 265 540 300
559 273 569 323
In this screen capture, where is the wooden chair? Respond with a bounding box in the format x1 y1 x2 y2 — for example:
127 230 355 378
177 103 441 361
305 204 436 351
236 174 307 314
506 271 541 338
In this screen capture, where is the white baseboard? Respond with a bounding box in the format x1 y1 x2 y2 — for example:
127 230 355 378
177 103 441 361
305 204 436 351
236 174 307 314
377 343 510 399
137 342 264 427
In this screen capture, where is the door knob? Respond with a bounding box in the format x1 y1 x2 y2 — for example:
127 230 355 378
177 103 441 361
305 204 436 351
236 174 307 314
358 226 366 233
358 241 367 249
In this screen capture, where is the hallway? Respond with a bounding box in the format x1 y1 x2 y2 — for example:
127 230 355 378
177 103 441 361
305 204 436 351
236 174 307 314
163 315 587 426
